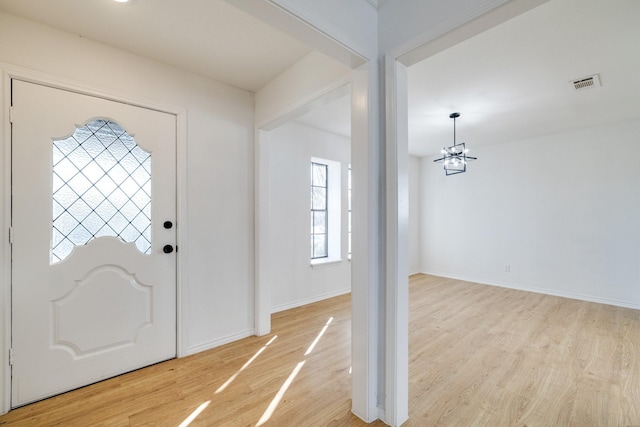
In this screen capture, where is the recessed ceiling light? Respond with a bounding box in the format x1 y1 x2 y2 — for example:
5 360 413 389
113 0 129 3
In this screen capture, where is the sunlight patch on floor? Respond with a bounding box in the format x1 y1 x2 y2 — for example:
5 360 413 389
255 361 306 427
216 335 278 394
305 317 333 356
178 401 210 427
255 316 336 425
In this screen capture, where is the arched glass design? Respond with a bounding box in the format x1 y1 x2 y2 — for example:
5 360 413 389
51 119 152 263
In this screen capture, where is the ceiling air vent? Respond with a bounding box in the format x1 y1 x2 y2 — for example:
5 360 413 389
571 74 601 91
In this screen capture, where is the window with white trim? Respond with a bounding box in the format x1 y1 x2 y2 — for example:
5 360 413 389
311 162 328 259
310 158 341 264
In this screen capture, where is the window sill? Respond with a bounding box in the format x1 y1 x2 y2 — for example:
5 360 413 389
310 258 343 269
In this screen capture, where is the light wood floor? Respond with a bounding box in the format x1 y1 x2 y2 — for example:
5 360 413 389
1 274 639 426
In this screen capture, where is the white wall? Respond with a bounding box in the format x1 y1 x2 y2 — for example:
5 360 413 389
268 122 351 311
0 11 256 358
408 155 421 275
420 119 640 309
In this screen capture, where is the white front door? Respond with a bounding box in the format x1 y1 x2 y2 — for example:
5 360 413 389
10 80 177 407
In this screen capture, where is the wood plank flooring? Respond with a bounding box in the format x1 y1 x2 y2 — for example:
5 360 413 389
1 274 638 426
406 275 639 427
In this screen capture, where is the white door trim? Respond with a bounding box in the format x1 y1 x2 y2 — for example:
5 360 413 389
0 63 189 415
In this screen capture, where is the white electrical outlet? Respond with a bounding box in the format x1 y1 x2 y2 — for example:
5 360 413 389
505 264 511 272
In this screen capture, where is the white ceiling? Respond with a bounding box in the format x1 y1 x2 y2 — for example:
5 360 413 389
407 0 640 157
0 0 312 92
1 0 638 157
293 0 640 157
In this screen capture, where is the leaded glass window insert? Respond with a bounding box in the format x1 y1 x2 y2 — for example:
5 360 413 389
51 119 152 263
311 162 328 259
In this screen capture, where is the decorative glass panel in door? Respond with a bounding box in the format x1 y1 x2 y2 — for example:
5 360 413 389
52 119 152 263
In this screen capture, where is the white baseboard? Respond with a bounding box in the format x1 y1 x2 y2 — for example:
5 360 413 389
421 270 640 310
271 287 351 313
378 408 386 425
185 328 255 356
184 288 352 355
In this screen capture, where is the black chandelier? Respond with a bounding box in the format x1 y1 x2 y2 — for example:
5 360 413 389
433 112 477 175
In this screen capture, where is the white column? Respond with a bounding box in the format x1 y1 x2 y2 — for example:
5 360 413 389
0 69 11 415
255 129 272 336
383 55 409 426
350 60 382 422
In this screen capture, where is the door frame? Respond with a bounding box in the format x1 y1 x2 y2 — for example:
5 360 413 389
0 64 189 414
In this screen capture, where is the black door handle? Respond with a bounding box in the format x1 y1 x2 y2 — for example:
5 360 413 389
163 244 174 254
